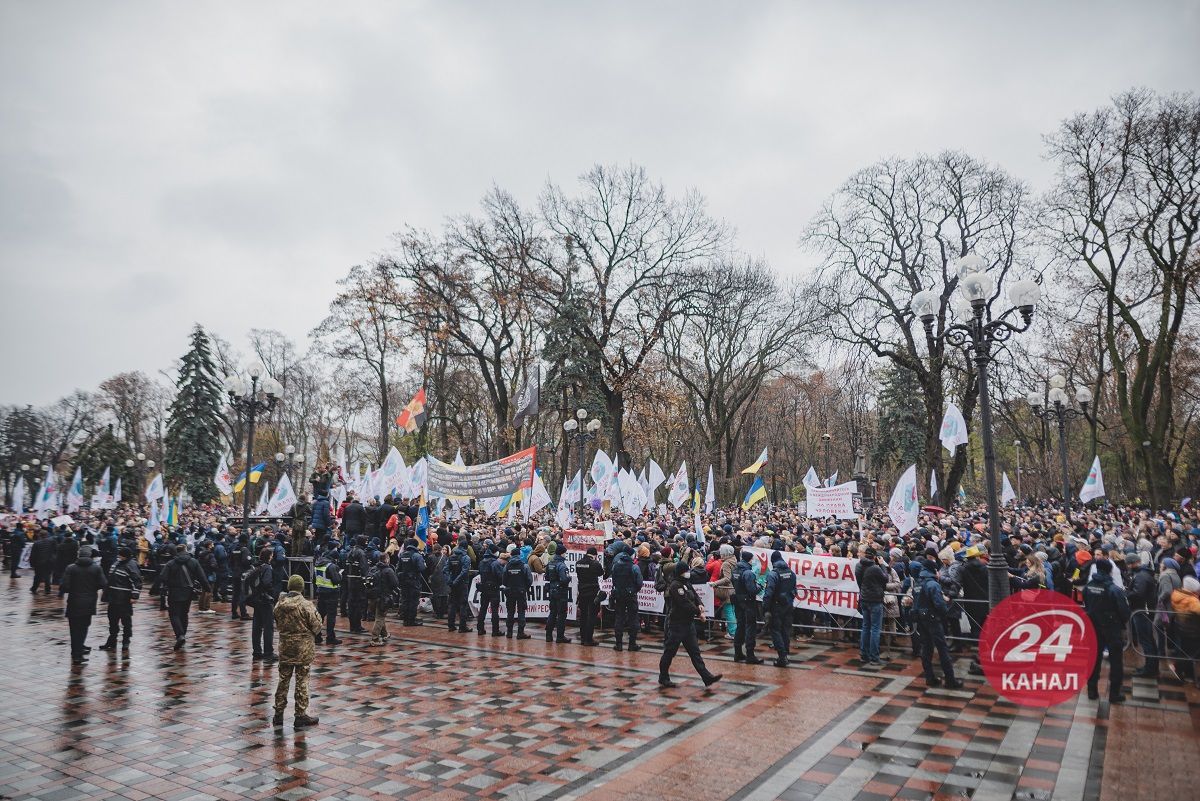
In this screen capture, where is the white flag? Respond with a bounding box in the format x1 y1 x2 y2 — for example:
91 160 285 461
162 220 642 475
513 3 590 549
268 473 298 516
930 469 938 500
647 459 667 501
590 450 615 496
35 468 59 517
1001 472 1016 505
525 470 552 517
803 466 820 489
144 501 159 542
667 462 690 508
112 477 122 505
704 465 716 512
95 466 112 507
213 453 233 496
887 464 920 536
824 471 838 489
144 472 165 502
940 403 969 455
1079 456 1105 503
410 457 428 499
12 475 25 515
255 482 270 515
556 474 575 528
66 467 85 512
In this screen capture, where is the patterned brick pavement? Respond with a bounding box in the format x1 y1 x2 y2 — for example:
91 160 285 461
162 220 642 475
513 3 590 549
1 574 1196 801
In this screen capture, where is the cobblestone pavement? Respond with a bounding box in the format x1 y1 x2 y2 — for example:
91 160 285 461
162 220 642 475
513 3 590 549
1 575 1196 801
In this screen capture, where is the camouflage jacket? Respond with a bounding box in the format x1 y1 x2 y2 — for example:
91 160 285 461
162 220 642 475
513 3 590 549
273 591 322 666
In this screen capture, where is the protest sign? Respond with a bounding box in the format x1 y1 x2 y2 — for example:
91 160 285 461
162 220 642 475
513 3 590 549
743 545 860 617
427 447 536 499
804 481 858 520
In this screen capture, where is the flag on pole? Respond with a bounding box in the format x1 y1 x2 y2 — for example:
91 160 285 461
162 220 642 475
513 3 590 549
825 471 839 488
144 473 164 502
254 482 270 515
112 477 122 505
1079 456 1105 502
416 506 430 544
667 462 689 508
11 475 25 515
525 470 552 517
248 462 266 484
35 467 59 516
166 494 178 527
940 403 969 454
742 447 769 475
511 365 540 429
395 388 428 433
930 469 938 500
742 476 767 510
704 465 715 512
692 479 703 535
66 467 84 512
94 466 112 508
803 466 820 489
1001 472 1016 505
958 485 967 502
213 453 233 495
144 501 159 543
267 473 297 516
647 459 667 501
887 464 920 536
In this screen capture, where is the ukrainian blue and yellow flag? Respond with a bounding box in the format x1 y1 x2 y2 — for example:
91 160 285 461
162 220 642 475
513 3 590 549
741 447 769 475
166 496 178 527
233 462 267 493
742 476 767 510
692 480 701 514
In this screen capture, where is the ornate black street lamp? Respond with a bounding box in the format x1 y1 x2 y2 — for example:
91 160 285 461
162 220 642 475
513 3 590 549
562 408 602 513
224 367 283 525
1026 375 1092 510
911 254 1042 609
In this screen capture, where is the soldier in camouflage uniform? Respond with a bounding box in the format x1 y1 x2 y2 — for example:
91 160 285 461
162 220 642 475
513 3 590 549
272 574 322 727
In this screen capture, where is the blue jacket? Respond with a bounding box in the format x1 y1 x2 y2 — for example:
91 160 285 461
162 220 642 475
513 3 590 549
914 568 950 619
444 546 473 589
610 550 641 594
310 496 332 531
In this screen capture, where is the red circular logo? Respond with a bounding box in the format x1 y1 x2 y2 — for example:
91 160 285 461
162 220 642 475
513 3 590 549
979 589 1097 707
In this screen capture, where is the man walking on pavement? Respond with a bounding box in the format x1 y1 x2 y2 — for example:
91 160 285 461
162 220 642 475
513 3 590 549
60 545 106 665
99 545 141 651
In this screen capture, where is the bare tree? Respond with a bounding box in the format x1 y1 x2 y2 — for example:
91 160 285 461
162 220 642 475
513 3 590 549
538 164 729 466
1041 89 1200 506
803 151 1033 502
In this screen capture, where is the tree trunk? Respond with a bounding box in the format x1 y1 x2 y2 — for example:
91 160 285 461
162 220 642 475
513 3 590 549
605 391 627 471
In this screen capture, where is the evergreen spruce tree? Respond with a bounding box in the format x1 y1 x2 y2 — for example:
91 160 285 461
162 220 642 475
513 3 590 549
73 424 136 491
872 364 925 472
165 325 226 502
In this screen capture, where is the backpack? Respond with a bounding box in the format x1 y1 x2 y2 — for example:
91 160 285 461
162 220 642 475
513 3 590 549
364 565 380 598
242 564 264 598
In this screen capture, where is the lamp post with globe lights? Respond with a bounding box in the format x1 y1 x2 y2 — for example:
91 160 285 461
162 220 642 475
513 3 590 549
563 408 602 514
910 254 1042 609
275 444 298 486
224 366 282 525
1026 375 1093 511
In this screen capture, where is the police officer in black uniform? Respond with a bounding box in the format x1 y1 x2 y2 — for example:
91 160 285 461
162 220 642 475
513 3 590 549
229 532 251 620
345 535 369 634
544 544 571 643
659 561 722 688
99 545 141 651
732 550 763 664
575 547 604 646
476 545 504 636
764 550 796 667
395 538 426 626
502 549 533 639
1083 559 1130 703
313 540 342 646
445 538 473 633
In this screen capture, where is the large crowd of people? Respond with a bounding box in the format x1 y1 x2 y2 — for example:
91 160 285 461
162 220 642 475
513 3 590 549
4 483 1199 724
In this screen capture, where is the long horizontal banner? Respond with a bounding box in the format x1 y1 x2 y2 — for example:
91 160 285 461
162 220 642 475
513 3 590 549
427 446 536 500
743 545 861 618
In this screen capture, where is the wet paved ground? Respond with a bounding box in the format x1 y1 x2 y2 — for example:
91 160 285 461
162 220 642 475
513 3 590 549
1 575 1197 801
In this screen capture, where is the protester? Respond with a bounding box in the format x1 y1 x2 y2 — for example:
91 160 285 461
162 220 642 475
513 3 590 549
60 545 106 665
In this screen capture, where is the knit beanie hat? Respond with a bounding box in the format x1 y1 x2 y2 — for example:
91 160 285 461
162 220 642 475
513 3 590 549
287 575 305 592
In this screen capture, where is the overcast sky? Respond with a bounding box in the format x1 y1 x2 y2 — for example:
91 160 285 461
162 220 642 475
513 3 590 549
2 1 1196 406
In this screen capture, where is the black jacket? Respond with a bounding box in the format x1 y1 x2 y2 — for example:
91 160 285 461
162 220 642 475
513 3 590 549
61 556 107 617
372 564 399 605
364 505 383 538
105 557 143 603
30 537 56 569
154 554 210 603
666 578 702 623
575 555 604 596
1126 566 1157 611
856 558 888 605
341 502 366 536
56 537 79 567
